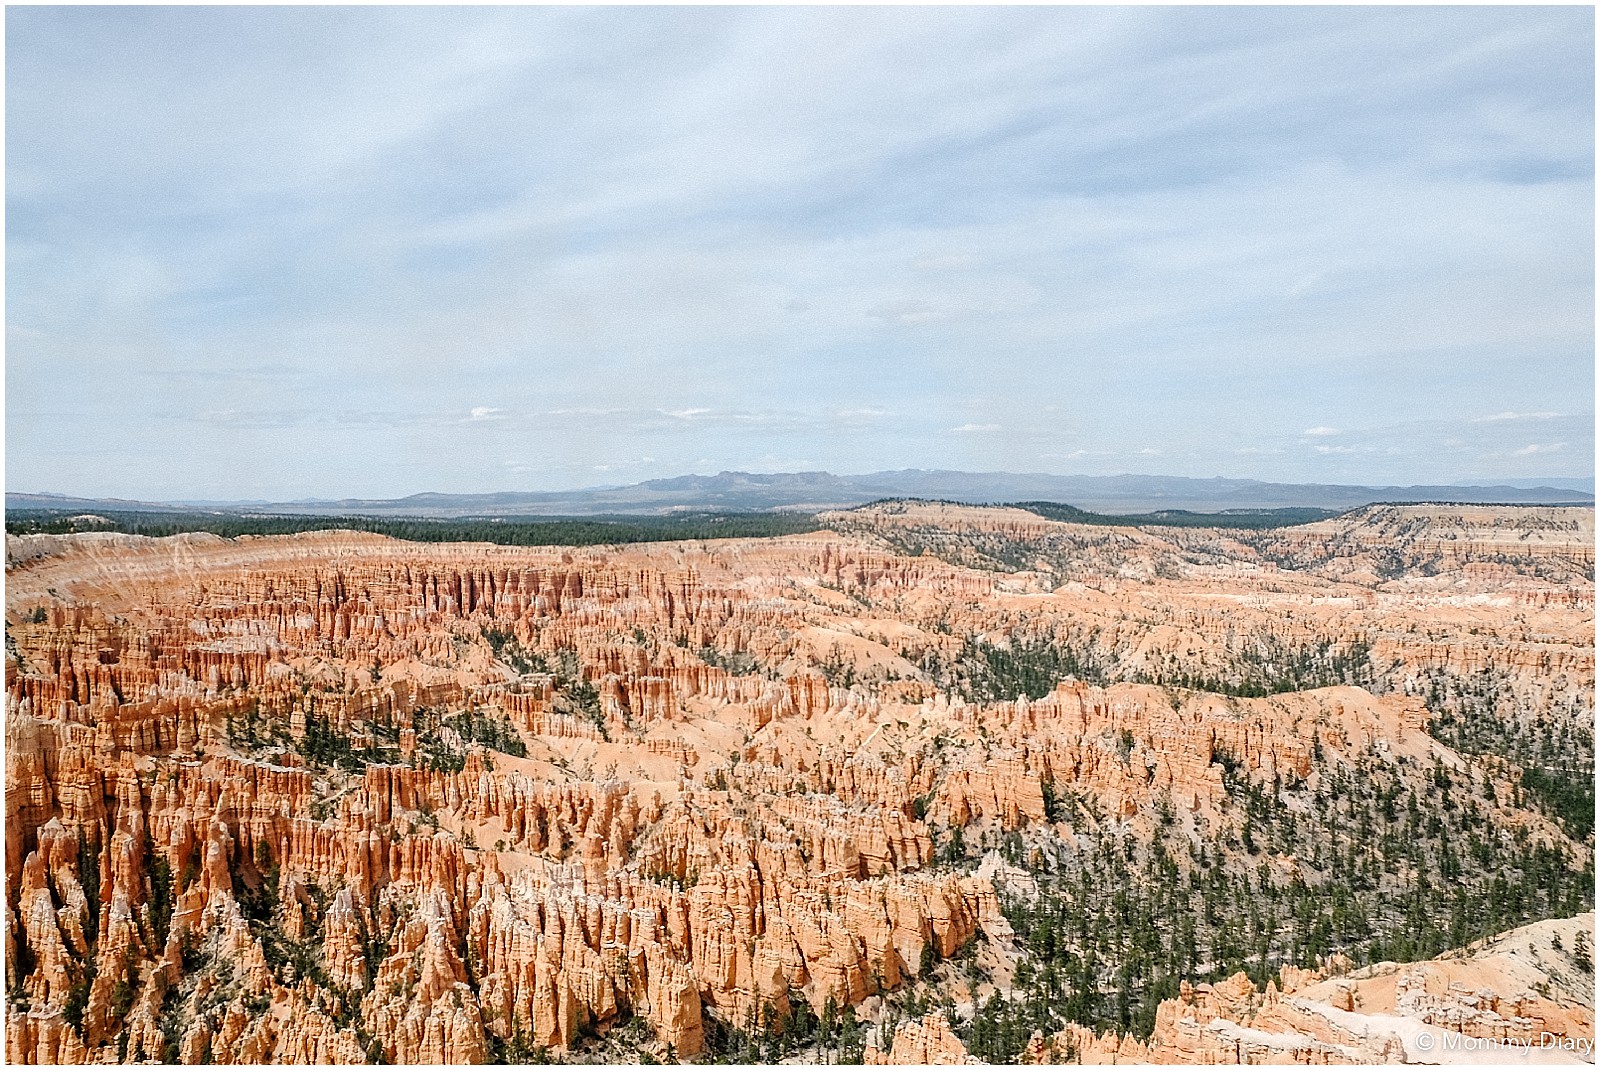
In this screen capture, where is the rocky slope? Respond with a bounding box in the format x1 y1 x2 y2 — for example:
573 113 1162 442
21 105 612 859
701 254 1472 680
5 504 1593 1063
871 911 1595 1065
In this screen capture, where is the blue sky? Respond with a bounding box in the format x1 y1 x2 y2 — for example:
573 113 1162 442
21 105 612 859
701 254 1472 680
6 6 1593 500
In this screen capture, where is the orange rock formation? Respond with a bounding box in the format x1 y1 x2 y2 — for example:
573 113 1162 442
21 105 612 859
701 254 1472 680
4 504 1592 1063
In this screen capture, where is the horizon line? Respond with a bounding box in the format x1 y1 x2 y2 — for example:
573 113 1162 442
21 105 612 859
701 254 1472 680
8 466 1595 507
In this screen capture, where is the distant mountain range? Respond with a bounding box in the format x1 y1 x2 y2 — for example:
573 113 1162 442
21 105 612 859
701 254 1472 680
7 470 1594 519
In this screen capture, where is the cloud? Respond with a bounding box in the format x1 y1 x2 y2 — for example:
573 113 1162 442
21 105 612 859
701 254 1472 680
591 456 658 472
865 298 946 326
1043 449 1114 461
5 7 1592 498
191 408 448 430
1477 410 1561 422
1288 272 1323 296
1511 442 1565 456
912 253 972 271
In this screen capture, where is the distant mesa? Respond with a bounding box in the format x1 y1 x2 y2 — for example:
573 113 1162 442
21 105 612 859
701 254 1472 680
6 469 1592 521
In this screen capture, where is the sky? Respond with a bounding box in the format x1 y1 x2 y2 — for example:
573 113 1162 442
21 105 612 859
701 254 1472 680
6 6 1594 501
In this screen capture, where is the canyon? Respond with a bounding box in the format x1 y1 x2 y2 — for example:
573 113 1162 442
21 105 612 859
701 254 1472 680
5 502 1594 1064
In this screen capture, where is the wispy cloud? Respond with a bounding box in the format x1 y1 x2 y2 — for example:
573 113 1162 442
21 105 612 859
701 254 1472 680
952 423 1001 434
591 456 658 472
1477 410 1562 422
1303 426 1341 437
1045 449 1115 461
191 408 451 430
865 298 946 326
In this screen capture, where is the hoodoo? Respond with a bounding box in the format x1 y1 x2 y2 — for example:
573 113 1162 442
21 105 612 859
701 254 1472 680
5 504 1594 1063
